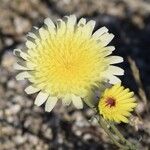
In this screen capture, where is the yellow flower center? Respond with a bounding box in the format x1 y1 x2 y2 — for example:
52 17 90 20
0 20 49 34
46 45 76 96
28 33 107 97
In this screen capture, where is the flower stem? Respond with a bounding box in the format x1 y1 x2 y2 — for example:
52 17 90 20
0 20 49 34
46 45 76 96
92 108 136 149
109 122 136 150
96 115 129 150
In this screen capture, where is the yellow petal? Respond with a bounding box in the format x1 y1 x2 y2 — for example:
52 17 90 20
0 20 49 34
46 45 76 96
62 94 72 106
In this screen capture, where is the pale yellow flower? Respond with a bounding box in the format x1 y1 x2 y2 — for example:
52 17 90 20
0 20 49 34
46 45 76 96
14 15 124 111
98 83 137 123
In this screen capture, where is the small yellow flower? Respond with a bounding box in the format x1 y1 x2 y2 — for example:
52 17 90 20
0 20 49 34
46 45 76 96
14 15 124 112
98 83 137 123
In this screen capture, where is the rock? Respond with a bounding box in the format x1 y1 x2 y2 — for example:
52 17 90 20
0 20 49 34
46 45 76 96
13 135 27 145
1 51 16 72
14 17 31 35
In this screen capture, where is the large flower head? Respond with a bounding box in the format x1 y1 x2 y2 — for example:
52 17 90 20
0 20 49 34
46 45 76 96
14 15 124 111
98 83 137 123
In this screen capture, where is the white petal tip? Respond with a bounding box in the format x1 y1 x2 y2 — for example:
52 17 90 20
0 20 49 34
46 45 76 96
45 97 58 112
25 86 39 94
72 95 83 109
34 92 49 106
16 72 31 80
14 63 27 70
44 18 55 28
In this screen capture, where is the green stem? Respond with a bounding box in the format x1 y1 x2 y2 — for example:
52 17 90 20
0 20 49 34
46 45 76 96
109 122 136 150
96 115 129 150
92 108 136 149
